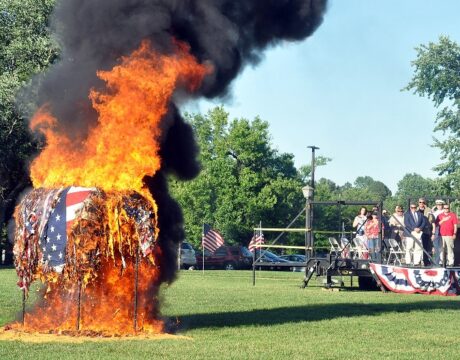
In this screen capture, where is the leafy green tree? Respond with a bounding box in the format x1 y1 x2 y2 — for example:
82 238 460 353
312 178 342 249
354 176 392 201
338 185 375 227
0 0 58 261
394 173 440 203
171 107 313 248
404 35 460 193
298 156 331 183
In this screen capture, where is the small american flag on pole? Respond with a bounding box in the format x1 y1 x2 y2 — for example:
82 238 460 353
202 224 224 252
248 233 264 252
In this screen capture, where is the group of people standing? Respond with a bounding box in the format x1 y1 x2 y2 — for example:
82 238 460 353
352 198 458 267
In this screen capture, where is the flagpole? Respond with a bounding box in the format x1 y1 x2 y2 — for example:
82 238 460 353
252 226 256 286
259 220 262 272
202 223 205 275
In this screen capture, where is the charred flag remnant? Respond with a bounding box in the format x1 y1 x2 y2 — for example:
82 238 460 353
14 187 158 294
370 263 460 296
13 187 162 334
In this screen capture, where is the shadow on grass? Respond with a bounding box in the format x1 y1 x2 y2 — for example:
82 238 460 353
176 301 460 330
0 265 14 269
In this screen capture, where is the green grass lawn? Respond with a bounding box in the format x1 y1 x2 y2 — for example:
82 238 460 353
1 268 460 359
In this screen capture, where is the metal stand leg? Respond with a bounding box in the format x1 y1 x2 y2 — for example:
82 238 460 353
325 273 333 288
76 278 82 331
22 289 26 326
133 250 139 333
302 261 319 288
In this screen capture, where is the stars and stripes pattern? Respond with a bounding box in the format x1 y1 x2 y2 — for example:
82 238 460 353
370 263 460 296
40 187 93 271
248 233 264 252
202 224 225 253
23 189 60 238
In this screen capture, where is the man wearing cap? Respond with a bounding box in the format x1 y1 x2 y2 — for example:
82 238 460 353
417 198 432 265
404 202 427 265
431 200 445 265
437 204 458 266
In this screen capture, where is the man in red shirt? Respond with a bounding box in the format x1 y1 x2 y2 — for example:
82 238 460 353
437 204 458 266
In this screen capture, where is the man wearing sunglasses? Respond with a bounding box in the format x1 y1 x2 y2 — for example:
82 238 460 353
437 204 458 267
430 199 445 265
404 202 426 265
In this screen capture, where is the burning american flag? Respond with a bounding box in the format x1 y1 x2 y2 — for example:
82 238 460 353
10 0 327 336
39 187 92 270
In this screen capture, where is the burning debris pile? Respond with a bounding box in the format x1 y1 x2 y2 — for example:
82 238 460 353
14 187 158 292
9 41 207 335
13 186 162 334
8 0 328 337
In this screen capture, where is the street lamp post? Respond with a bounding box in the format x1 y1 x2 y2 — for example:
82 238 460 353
305 146 319 259
307 146 320 188
302 185 314 260
301 146 319 287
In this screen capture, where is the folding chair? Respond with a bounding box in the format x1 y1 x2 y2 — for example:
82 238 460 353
354 236 369 260
386 238 405 265
350 238 361 259
328 237 343 257
340 236 350 258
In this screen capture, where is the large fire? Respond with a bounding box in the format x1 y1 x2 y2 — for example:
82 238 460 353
10 41 209 336
30 40 208 198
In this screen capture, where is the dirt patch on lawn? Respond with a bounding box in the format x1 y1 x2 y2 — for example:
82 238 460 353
0 326 191 343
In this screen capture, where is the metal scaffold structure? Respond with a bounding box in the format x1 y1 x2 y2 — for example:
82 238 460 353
252 145 460 296
251 200 383 290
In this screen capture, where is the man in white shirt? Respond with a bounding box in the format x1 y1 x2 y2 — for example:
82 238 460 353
431 199 445 265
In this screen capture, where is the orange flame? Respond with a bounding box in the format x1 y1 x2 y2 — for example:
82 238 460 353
18 252 164 336
13 40 210 336
30 40 209 196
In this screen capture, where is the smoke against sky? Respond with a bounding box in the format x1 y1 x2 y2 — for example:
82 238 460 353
26 0 328 281
34 0 327 135
191 0 460 193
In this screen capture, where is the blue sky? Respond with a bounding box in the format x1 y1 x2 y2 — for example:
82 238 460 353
184 0 460 193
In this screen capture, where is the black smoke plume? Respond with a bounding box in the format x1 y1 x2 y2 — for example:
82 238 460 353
27 0 328 282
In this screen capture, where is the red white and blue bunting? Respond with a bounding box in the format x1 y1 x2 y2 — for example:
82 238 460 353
370 263 460 296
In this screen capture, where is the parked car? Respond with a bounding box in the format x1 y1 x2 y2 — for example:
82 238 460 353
180 242 197 269
196 245 253 270
279 254 306 272
279 254 306 262
255 250 290 271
